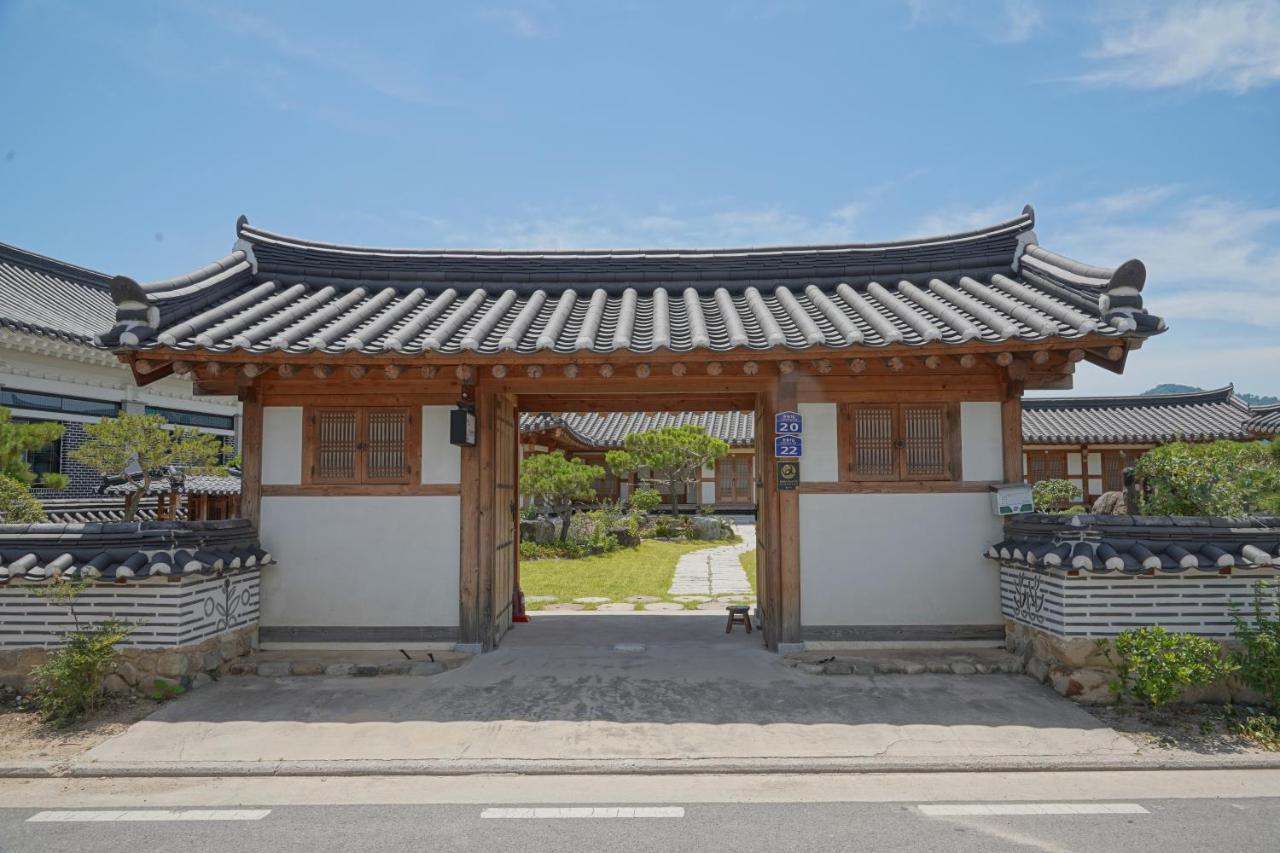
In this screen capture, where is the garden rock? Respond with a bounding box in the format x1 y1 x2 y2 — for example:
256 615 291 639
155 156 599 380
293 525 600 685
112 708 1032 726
690 515 726 540
519 518 557 544
609 526 641 547
1050 666 1115 704
256 661 291 678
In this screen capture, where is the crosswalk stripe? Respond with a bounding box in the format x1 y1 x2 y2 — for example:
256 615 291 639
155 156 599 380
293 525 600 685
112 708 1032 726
919 803 1149 816
28 810 271 823
481 807 684 819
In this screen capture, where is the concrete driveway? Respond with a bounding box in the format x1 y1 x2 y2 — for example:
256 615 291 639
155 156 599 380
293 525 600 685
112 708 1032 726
80 614 1137 773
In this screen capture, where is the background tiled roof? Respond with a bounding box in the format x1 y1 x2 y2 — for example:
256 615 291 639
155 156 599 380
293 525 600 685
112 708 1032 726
1248 403 1280 437
521 411 755 447
1022 386 1254 444
0 242 115 344
98 208 1165 355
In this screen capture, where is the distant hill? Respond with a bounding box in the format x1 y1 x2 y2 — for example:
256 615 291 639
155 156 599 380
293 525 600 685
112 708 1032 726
1141 385 1280 406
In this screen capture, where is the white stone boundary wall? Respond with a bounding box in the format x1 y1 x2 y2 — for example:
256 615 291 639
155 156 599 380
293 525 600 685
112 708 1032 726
0 570 260 648
1000 566 1279 640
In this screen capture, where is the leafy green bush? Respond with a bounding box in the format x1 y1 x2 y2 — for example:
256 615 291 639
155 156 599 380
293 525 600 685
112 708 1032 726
1032 479 1080 512
629 487 662 514
30 619 133 727
1232 581 1280 709
1102 626 1238 707
0 475 46 523
1133 440 1280 516
1236 714 1280 751
149 678 185 702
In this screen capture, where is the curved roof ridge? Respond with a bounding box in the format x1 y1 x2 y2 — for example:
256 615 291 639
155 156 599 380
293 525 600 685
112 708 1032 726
1025 385 1238 410
0 241 113 288
236 208 1036 259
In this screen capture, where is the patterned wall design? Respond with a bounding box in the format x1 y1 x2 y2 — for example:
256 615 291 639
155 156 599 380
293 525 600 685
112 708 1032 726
1000 566 1280 639
0 571 260 648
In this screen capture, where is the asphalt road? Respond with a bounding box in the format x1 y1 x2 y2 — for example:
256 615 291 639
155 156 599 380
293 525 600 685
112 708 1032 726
2 771 1278 853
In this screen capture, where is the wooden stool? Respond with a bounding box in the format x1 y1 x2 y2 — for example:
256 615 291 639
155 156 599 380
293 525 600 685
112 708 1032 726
725 605 752 634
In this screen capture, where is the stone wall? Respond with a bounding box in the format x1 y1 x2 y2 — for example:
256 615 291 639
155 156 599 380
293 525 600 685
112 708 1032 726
0 624 257 693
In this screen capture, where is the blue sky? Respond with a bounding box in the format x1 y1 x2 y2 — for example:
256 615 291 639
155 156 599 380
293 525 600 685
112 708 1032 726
1 0 1277 397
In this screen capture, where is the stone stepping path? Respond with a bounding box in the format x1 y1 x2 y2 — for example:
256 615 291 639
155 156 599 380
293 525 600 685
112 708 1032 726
667 522 756 597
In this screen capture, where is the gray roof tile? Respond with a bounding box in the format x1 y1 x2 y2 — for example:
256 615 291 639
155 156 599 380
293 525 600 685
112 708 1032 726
1023 386 1254 444
0 242 115 344
1248 403 1280 437
521 411 755 447
98 208 1167 355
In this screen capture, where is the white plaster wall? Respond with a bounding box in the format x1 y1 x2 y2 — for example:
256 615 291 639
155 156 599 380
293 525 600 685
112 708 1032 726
260 496 460 627
700 478 716 504
959 402 1002 481
799 493 1002 627
421 405 460 483
798 402 838 482
262 407 303 485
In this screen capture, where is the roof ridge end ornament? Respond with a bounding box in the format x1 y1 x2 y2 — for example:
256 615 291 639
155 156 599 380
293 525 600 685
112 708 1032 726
1010 205 1038 273
1098 258 1147 333
233 215 260 276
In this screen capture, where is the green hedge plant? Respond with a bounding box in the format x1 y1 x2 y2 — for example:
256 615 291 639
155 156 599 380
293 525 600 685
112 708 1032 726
1132 440 1280 516
1102 626 1238 707
1031 478 1081 512
1232 581 1280 709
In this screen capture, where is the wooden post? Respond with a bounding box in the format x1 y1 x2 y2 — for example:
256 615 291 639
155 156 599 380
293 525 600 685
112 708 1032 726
1001 390 1024 484
476 383 498 650
240 386 263 529
776 375 802 649
756 386 781 652
458 387 483 650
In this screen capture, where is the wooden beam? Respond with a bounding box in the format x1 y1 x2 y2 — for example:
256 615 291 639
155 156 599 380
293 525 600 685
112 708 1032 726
743 361 759 375
924 355 942 370
776 376 801 648
456 364 475 383
563 363 579 379
421 365 439 379
756 384 781 652
994 351 1014 367
172 360 194 377
778 360 796 375
635 363 651 379
1002 392 1023 483
813 358 832 375
706 361 723 376
1067 349 1086 362
526 364 544 379
597 363 614 378
277 363 297 378
347 364 367 380
476 383 498 650
671 362 687 377
847 358 866 374
242 363 268 378
383 363 403 380
240 385 263 529
884 357 904 372
959 353 978 369
312 364 332 379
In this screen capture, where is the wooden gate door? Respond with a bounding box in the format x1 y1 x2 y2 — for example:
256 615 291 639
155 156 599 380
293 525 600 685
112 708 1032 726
491 394 518 646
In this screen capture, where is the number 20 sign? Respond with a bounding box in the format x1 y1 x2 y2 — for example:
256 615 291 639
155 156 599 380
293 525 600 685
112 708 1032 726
775 411 802 434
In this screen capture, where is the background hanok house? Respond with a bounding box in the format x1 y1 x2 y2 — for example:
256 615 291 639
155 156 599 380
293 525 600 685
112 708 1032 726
519 411 757 510
95 207 1165 652
1021 385 1265 506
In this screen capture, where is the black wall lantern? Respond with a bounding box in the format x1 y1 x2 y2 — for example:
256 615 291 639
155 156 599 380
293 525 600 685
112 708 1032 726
450 404 477 447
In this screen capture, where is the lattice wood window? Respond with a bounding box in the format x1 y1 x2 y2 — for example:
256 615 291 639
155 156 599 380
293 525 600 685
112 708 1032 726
1025 450 1067 484
1101 449 1143 493
841 403 959 482
304 407 419 486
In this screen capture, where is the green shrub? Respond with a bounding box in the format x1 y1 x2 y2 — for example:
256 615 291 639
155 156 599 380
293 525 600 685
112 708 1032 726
629 487 662 514
1133 440 1280 516
30 619 133 727
0 475 46 523
1060 504 1090 515
149 678 185 702
1236 714 1280 751
1232 580 1280 709
1102 626 1238 707
1032 479 1080 512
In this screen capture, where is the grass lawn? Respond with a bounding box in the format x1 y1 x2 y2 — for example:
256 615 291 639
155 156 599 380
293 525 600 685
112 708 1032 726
522 539 734 611
739 549 757 594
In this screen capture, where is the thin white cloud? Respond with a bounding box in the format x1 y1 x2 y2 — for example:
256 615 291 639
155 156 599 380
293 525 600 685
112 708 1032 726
207 9 441 106
421 202 874 249
1080 1 1280 93
903 0 1044 43
914 202 1022 237
478 6 545 38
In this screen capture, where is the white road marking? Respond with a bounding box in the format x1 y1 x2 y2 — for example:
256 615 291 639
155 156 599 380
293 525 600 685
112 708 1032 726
920 803 1148 816
481 807 684 819
28 809 271 823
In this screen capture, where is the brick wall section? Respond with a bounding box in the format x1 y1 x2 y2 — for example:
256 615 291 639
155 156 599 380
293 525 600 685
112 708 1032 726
1000 566 1280 639
0 571 260 648
27 420 102 499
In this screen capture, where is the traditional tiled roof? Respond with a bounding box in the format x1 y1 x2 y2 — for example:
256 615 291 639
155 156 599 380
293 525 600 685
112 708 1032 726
102 468 242 497
0 519 271 585
988 513 1280 575
97 208 1165 356
521 411 755 448
0 242 116 344
41 497 175 524
1248 403 1280 437
1022 386 1254 444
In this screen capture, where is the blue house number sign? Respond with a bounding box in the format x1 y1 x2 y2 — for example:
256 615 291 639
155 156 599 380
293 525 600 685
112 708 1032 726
774 411 802 434
774 435 802 458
